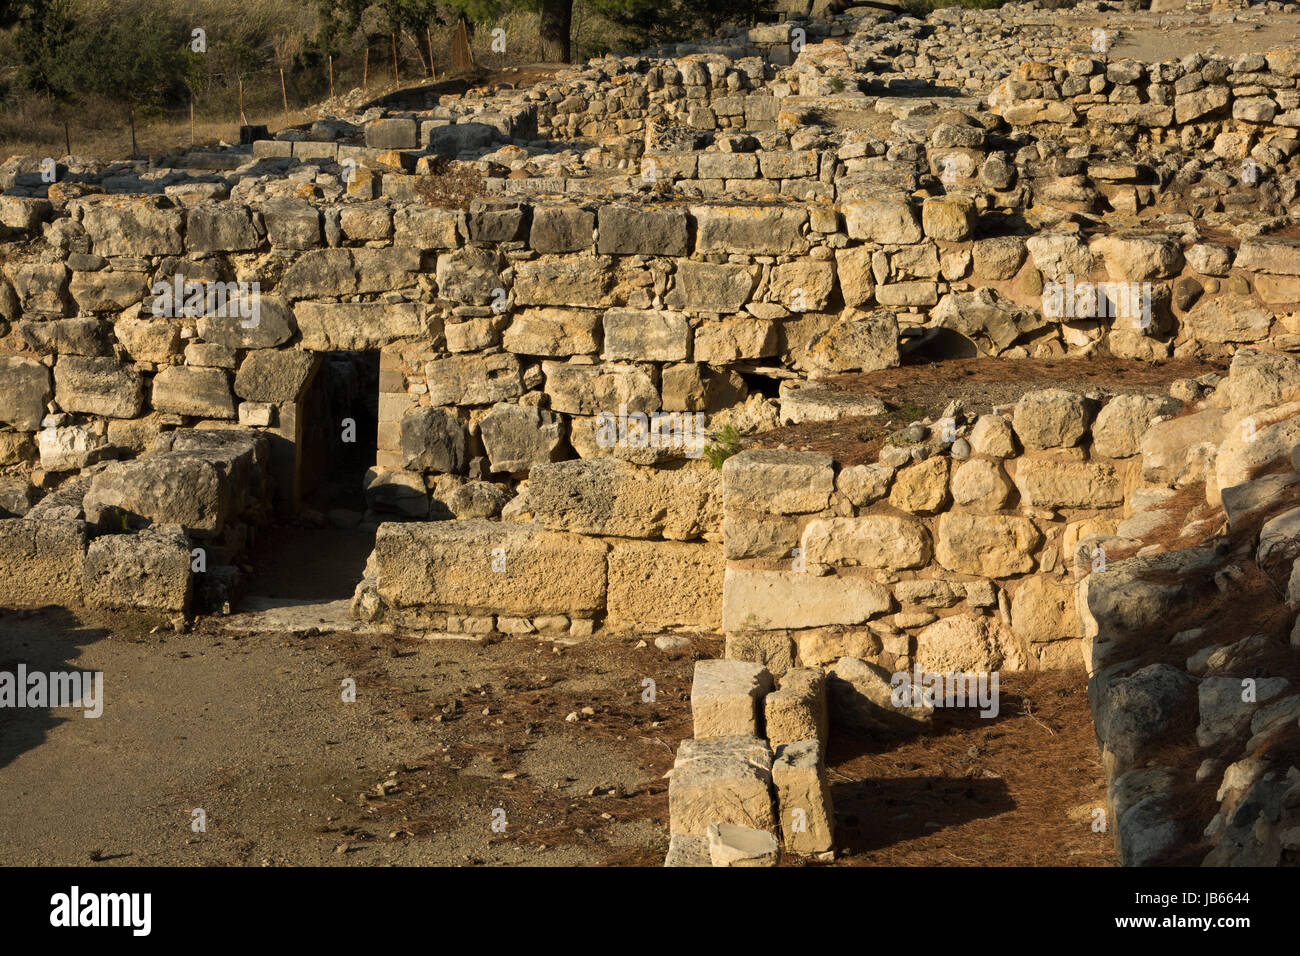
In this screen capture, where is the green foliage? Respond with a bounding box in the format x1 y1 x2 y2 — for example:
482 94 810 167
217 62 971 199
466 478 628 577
15 0 199 108
587 0 776 50
314 0 444 53
827 75 845 94
703 424 742 470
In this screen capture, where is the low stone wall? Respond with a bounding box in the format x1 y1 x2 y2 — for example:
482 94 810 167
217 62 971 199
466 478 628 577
719 385 1194 678
0 428 270 615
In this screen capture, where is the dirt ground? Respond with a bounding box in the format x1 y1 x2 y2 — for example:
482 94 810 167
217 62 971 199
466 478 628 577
0 592 1112 866
753 354 1224 465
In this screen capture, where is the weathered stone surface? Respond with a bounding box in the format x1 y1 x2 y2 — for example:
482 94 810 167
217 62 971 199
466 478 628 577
921 196 975 241
1011 574 1083 645
76 197 184 257
233 350 315 403
1235 236 1300 275
827 656 933 735
801 515 931 569
197 294 296 349
772 740 834 857
694 317 778 363
915 613 1017 672
479 403 565 474
602 309 690 362
596 205 688 256
1092 394 1178 459
707 822 781 867
38 425 110 472
68 270 146 312
843 198 922 243
528 458 719 540
1140 407 1224 486
0 518 87 607
294 302 428 350
542 361 657 415
1013 458 1124 509
400 406 468 474
423 353 523 407
513 256 615 307
836 462 893 506
667 260 757 312
1012 389 1091 449
722 568 891 631
0 356 52 430
691 204 808 255
834 246 875 307
84 455 229 534
372 520 607 615
889 456 950 514
972 236 1027 279
765 668 828 755
668 735 776 836
663 833 710 867
52 356 143 419
1196 676 1291 749
951 458 1014 511
805 308 900 374
503 308 601 357
691 659 773 739
935 512 1042 576
186 202 259 253
1091 233 1184 281
1092 662 1196 768
151 366 236 419
607 540 723 629
1182 295 1272 344
722 449 833 515
83 525 191 614
392 205 461 249
932 288 1041 355
261 197 322 249
529 205 594 253
1222 347 1300 415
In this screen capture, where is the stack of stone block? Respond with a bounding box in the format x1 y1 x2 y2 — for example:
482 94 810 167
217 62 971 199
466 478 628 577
665 658 835 866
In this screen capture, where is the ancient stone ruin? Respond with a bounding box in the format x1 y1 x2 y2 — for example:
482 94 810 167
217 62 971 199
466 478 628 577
3 0 1300 867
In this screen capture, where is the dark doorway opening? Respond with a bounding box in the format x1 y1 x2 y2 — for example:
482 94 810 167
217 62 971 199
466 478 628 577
297 350 380 515
246 350 380 605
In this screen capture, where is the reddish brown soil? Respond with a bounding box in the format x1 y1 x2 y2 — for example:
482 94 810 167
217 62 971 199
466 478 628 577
829 669 1113 867
753 355 1225 466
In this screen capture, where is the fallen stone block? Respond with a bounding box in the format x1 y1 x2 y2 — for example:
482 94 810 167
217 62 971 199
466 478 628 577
692 659 774 739
663 833 711 867
668 735 777 836
0 518 87 607
707 822 781 867
82 525 192 614
772 740 835 858
827 656 933 736
765 667 829 756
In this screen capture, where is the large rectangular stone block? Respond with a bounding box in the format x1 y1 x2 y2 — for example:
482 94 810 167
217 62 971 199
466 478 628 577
722 449 833 514
772 740 834 858
601 309 690 362
0 518 87 607
606 540 723 629
668 735 777 836
372 520 607 615
528 458 721 541
596 205 688 256
295 302 429 350
764 667 828 756
83 526 192 614
691 204 809 255
722 567 891 631
691 659 773 738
